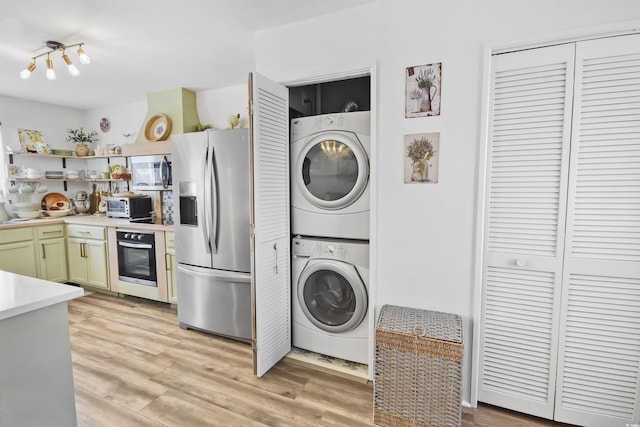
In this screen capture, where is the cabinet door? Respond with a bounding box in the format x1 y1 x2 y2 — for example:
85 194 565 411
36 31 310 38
167 253 177 304
67 237 88 285
39 237 68 282
0 241 37 278
85 239 109 289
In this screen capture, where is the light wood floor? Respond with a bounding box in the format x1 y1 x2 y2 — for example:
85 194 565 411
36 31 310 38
67 292 575 427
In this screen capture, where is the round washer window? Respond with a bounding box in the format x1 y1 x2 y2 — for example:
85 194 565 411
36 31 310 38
298 260 368 333
303 269 356 326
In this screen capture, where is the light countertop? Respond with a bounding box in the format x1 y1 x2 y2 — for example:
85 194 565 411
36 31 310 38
0 270 84 320
0 214 174 232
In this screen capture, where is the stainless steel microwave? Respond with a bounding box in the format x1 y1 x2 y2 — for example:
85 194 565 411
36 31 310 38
130 155 172 191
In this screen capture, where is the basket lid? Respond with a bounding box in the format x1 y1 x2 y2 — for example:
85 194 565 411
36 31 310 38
377 305 462 344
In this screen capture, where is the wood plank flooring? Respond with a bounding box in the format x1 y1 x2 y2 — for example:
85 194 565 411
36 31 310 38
67 292 575 427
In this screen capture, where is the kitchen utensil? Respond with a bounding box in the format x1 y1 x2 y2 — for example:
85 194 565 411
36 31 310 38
19 183 34 193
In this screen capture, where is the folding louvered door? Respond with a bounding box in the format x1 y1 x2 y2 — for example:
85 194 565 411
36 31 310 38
479 34 640 427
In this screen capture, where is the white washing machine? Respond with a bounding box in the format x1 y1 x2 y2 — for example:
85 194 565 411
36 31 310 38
291 236 369 364
290 111 370 240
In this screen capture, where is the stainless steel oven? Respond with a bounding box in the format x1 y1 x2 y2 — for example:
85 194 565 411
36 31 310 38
116 229 157 286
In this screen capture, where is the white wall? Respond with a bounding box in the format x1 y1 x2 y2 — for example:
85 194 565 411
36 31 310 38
253 0 640 404
0 95 85 202
82 84 250 149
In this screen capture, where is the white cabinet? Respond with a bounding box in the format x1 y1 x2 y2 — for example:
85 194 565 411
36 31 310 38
478 34 640 427
36 224 67 283
165 231 177 304
66 224 109 290
0 227 37 277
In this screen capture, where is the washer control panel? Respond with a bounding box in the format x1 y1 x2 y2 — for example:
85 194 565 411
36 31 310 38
292 237 347 260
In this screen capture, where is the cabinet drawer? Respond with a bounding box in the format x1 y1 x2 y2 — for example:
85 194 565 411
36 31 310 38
66 224 106 240
165 231 175 252
37 224 65 239
0 227 33 244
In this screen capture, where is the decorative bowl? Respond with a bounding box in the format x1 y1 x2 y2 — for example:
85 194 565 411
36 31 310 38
15 210 43 219
51 149 74 156
13 202 41 211
45 209 71 218
41 192 70 211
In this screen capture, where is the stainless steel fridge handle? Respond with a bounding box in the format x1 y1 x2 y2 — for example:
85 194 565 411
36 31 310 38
177 264 252 283
209 146 218 254
201 146 211 253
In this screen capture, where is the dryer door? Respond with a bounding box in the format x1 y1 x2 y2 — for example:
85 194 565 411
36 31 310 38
297 259 368 333
295 131 369 210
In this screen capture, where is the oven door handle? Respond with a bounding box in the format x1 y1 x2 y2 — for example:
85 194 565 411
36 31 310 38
118 241 153 249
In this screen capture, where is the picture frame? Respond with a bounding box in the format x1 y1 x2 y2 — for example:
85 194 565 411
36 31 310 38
405 63 442 118
404 132 440 184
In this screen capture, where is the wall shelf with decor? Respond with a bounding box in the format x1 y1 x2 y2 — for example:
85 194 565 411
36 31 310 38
7 152 129 191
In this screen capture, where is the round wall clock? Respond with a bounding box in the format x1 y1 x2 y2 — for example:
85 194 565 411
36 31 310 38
100 117 110 132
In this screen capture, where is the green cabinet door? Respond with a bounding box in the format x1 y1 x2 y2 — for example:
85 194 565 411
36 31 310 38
85 239 109 289
66 237 88 284
0 240 37 277
39 237 68 282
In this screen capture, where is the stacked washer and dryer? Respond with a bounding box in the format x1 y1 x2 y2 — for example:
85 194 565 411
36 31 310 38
290 111 371 365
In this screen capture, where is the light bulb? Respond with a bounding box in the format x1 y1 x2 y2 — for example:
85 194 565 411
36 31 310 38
62 53 80 76
46 55 56 80
20 61 36 79
77 45 90 64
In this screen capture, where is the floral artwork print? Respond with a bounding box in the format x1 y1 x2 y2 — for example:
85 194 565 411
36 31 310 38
404 132 440 183
405 63 442 118
17 129 45 153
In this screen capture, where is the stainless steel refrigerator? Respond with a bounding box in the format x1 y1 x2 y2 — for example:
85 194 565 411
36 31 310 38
172 129 252 342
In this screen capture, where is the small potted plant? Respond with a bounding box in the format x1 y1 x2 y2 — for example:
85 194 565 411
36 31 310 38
66 127 98 157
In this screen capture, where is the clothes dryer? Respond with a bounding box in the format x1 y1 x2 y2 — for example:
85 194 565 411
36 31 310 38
291 236 369 364
290 111 370 240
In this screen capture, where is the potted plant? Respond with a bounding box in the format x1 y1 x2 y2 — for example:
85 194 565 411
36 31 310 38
66 127 98 157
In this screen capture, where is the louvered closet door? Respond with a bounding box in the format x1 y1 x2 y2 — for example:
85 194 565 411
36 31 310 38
478 44 575 419
554 34 640 427
249 72 291 377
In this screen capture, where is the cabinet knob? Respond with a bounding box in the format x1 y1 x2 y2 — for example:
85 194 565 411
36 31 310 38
515 259 527 267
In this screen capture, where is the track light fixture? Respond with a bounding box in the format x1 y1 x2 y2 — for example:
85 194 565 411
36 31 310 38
20 40 90 80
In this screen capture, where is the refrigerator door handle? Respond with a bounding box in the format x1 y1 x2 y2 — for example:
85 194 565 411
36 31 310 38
204 143 216 253
201 146 211 253
177 264 251 283
209 146 219 254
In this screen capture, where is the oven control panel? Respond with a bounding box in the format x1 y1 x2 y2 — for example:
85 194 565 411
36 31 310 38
116 229 155 245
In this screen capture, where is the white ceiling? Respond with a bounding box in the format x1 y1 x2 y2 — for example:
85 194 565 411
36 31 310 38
0 0 373 110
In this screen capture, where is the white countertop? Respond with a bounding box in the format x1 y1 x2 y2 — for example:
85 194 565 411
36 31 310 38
0 271 84 320
0 214 174 232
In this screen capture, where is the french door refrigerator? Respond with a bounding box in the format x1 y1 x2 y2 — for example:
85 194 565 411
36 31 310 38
172 129 251 342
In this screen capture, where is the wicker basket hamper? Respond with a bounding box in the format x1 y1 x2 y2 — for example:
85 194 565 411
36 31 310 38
374 305 463 427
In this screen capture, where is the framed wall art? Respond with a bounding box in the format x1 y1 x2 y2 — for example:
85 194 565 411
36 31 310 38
404 132 439 184
405 63 442 118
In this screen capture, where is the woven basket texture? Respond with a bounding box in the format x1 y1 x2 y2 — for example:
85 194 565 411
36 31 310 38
374 305 463 427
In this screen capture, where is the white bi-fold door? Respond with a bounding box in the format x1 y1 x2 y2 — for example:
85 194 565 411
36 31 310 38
479 33 640 427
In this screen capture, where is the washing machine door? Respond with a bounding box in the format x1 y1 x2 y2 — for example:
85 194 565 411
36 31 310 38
295 131 369 210
297 259 368 333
